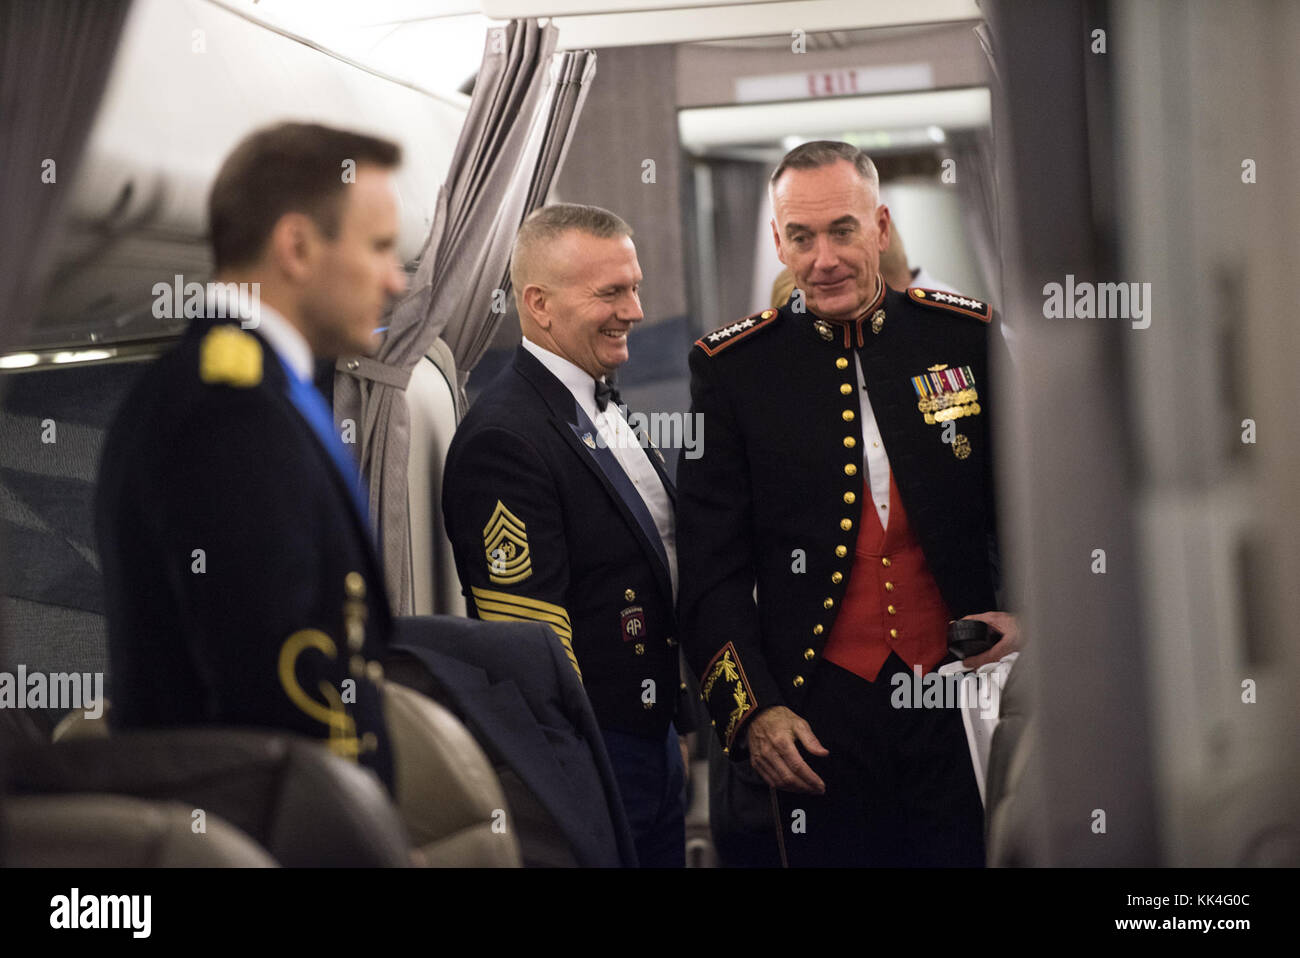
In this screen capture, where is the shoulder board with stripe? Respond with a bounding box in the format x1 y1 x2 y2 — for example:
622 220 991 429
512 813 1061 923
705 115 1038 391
907 287 992 323
694 308 780 356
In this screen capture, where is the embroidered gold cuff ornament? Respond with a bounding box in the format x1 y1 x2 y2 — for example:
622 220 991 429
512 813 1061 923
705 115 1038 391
703 643 756 747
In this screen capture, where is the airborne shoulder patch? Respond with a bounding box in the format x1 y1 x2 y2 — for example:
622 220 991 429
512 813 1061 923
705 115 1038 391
694 308 780 356
908 287 992 323
199 326 262 387
483 500 532 584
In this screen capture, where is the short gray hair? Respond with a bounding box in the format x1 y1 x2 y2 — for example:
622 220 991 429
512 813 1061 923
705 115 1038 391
769 140 879 196
510 203 633 296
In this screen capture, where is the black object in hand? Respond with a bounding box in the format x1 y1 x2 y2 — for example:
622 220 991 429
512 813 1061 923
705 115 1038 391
947 619 996 661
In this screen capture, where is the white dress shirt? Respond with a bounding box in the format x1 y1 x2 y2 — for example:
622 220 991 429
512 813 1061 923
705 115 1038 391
248 304 314 383
522 337 678 599
854 352 893 530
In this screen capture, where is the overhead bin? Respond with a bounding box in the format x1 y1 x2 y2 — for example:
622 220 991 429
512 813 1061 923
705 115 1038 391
33 0 470 352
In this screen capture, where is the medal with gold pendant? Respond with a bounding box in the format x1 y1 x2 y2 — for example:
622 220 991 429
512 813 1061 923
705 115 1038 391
910 363 981 456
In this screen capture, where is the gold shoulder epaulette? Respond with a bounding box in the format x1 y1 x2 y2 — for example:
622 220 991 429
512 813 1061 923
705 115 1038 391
199 326 262 387
694 308 780 356
907 288 992 323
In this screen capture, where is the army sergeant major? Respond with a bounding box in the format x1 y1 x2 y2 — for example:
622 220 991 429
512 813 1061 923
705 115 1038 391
442 204 688 866
676 141 1020 866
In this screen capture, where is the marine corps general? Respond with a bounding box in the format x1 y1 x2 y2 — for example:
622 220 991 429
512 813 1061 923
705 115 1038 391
675 140 1021 867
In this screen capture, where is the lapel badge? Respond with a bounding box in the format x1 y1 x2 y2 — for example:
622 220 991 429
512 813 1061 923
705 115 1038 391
581 432 596 449
813 320 834 342
953 434 971 459
871 309 885 334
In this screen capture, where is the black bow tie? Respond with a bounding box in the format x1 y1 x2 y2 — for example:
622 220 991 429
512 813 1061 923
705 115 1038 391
594 379 622 412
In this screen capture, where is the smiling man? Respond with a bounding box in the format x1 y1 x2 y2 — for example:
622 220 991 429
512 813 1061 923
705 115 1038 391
441 204 689 867
676 141 1019 867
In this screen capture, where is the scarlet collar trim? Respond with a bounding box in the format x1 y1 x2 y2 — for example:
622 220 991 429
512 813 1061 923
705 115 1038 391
813 276 886 348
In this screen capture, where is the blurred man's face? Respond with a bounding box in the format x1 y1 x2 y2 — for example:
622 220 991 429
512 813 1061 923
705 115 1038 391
301 165 407 358
770 159 890 322
533 231 644 380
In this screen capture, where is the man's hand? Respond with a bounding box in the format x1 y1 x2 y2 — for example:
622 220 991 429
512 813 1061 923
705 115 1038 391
743 706 828 794
960 611 1021 669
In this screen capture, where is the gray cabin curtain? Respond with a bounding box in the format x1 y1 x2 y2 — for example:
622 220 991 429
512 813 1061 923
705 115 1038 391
948 128 1000 302
333 19 596 615
0 0 134 353
0 0 133 691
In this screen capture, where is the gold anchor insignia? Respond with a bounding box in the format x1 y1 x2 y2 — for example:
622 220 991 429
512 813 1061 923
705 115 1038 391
871 309 885 334
278 629 361 760
813 320 834 342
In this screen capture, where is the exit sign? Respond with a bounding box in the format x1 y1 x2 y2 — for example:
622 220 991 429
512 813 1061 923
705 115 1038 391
735 63 933 103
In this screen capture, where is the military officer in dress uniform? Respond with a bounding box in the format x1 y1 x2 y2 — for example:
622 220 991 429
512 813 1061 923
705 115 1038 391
676 141 1021 866
442 204 688 867
96 123 408 788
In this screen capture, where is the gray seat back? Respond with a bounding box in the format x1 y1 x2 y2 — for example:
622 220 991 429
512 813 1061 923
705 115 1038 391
4 793 277 867
5 729 411 866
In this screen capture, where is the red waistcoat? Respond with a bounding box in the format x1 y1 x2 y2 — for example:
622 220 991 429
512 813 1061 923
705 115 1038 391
821 471 951 682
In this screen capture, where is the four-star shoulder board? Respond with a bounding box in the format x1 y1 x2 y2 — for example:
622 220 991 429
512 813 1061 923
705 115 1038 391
694 308 780 356
908 287 992 323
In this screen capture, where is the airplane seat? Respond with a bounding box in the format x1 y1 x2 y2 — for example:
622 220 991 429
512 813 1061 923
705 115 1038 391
405 338 466 617
50 703 110 741
41 685 521 866
5 730 412 866
3 793 277 867
381 679 520 866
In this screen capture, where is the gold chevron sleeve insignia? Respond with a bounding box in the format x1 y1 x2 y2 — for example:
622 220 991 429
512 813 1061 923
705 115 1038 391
483 500 532 584
470 586 582 682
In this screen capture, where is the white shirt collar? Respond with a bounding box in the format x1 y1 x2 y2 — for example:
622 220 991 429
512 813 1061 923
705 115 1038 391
521 336 606 421
249 303 314 383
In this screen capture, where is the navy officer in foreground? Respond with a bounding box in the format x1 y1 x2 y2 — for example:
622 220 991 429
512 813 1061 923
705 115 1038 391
442 204 687 866
96 123 408 787
676 140 1020 866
